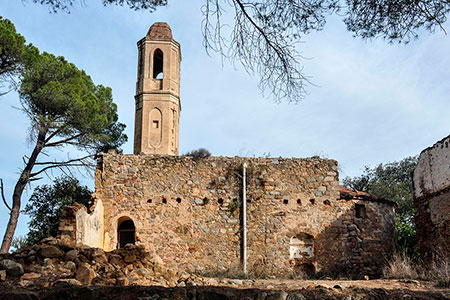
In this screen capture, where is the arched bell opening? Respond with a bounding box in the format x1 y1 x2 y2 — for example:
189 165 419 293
153 49 164 79
117 216 136 249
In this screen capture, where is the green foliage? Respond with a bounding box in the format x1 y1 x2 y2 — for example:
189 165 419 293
395 218 417 258
0 16 30 93
19 51 127 154
11 235 28 251
0 18 127 253
23 176 92 245
343 156 418 257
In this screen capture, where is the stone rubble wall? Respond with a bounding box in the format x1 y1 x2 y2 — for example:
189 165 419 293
94 154 395 277
413 135 450 263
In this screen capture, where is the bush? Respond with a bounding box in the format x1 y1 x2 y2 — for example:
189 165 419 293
183 148 211 158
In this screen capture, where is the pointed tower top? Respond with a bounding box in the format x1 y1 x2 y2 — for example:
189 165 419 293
147 22 173 39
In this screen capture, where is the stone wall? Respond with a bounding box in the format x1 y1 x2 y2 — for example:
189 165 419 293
413 135 450 263
93 154 396 278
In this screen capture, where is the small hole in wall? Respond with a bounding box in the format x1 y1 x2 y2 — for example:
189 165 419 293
323 200 331 206
355 204 367 218
162 198 167 204
176 197 181 203
310 199 315 205
147 199 152 203
218 198 224 205
283 199 289 204
203 197 209 205
297 199 302 205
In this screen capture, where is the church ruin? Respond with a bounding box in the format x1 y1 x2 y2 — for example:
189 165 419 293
58 22 396 278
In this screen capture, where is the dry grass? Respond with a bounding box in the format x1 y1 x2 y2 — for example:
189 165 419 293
383 252 450 287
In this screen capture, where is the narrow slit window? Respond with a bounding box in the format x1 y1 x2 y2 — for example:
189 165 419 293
152 120 159 129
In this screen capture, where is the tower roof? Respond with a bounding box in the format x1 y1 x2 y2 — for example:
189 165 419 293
147 22 173 39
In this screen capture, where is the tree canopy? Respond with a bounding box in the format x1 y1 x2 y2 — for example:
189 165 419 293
27 0 450 103
24 176 92 246
0 18 127 253
0 17 30 94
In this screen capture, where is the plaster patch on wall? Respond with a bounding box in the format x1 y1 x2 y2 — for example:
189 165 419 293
75 199 104 248
289 233 314 259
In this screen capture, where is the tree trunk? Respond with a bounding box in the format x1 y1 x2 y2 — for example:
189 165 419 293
0 125 47 253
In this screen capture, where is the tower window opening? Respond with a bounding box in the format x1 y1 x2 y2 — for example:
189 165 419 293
152 120 159 128
153 49 164 79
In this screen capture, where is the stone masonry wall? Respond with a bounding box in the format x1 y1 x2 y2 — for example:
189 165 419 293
94 154 395 278
413 135 450 263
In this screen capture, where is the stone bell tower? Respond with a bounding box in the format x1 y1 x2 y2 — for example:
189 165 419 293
134 22 181 155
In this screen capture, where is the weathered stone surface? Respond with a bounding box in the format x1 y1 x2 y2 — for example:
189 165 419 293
53 278 82 287
76 264 95 285
65 261 77 272
65 250 78 261
286 294 307 300
20 272 41 280
0 269 6 281
124 254 136 263
0 259 24 276
39 245 64 258
88 154 395 278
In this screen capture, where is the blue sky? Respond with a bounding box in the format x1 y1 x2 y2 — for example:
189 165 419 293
1 0 449 241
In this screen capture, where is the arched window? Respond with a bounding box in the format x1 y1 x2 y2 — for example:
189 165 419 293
153 49 163 79
117 217 136 249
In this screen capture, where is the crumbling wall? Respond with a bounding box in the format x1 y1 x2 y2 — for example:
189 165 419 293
413 135 450 263
58 200 104 249
94 154 395 277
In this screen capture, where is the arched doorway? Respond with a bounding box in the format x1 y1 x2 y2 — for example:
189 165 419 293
117 217 136 248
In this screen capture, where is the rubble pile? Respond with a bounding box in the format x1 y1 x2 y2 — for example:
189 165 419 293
0 237 203 288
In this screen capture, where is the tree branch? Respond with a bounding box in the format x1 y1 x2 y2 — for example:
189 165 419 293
30 155 94 178
0 179 11 211
44 133 85 148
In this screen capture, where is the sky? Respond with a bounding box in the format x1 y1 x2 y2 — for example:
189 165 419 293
1 0 449 242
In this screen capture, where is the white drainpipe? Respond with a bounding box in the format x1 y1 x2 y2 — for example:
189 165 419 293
243 162 247 274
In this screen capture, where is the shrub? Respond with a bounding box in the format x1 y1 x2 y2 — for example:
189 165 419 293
184 148 211 158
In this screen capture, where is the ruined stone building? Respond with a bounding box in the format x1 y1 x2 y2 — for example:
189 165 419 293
59 22 396 278
413 135 450 263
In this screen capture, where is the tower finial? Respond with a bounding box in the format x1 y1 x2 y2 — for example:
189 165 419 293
147 22 173 39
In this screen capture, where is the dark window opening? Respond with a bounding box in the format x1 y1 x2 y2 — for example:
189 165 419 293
355 204 367 218
153 49 163 79
297 199 302 205
323 200 331 206
162 197 167 204
283 199 289 204
218 198 224 205
176 197 182 203
118 218 135 249
203 197 209 205
147 199 152 203
310 199 315 205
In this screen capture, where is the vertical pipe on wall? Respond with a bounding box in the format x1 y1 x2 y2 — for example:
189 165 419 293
243 162 247 274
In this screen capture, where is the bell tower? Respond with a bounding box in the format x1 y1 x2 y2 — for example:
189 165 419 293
134 22 181 155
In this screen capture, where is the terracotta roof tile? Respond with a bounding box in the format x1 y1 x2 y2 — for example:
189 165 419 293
147 22 173 39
